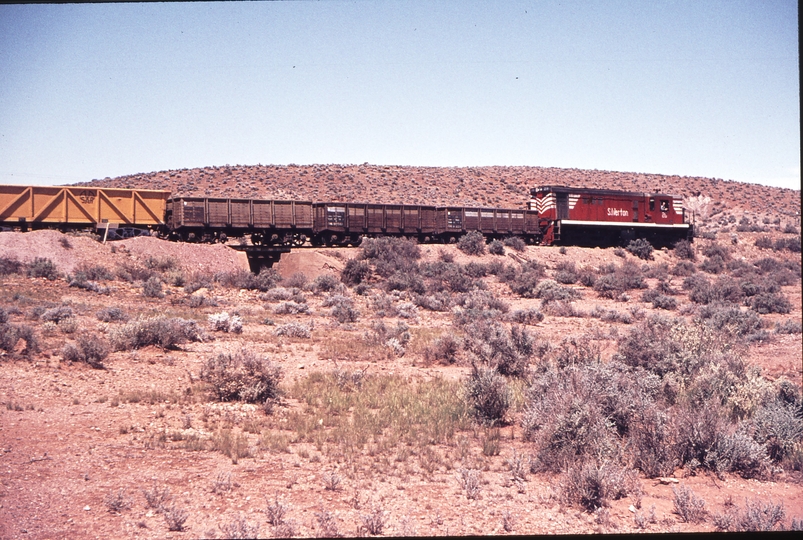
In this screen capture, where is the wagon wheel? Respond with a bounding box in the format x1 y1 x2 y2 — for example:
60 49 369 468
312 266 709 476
250 233 263 246
291 233 307 247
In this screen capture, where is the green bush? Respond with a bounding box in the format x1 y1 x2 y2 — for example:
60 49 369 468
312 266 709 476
201 348 283 404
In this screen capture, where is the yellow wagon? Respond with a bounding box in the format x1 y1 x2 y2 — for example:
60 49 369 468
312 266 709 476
0 185 170 231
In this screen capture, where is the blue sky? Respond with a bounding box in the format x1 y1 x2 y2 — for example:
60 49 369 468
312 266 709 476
0 0 799 189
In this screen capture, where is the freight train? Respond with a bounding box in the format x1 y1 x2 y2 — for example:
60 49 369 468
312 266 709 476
0 184 693 247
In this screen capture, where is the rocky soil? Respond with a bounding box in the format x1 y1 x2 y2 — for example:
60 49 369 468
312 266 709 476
0 167 801 538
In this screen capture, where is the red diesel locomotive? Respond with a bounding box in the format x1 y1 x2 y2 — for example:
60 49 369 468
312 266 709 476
530 186 692 246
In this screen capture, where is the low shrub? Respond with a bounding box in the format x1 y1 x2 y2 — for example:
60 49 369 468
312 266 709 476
73 263 113 281
748 292 791 314
283 271 308 289
273 301 310 315
775 320 802 334
503 236 526 252
274 322 311 338
62 335 110 369
200 348 282 404
109 317 202 351
69 276 110 294
216 268 281 291
115 262 155 283
750 400 803 464
626 238 654 260
774 236 801 253
457 231 486 256
142 277 164 298
702 243 731 261
208 312 243 333
465 366 510 425
578 270 596 287
671 261 696 276
696 304 762 337
96 307 128 323
506 266 544 298
628 404 678 477
0 322 39 356
0 256 23 276
728 499 786 531
509 308 544 325
700 255 726 274
40 306 74 323
341 259 370 286
27 257 59 280
413 291 452 312
423 334 461 365
651 294 678 310
709 430 773 479
312 273 342 293
488 239 505 255
589 306 633 324
673 239 696 260
534 279 578 302
259 287 305 303
672 485 707 523
755 236 774 249
562 460 636 512
461 320 533 376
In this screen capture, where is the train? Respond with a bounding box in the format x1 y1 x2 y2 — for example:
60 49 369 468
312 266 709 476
0 184 693 247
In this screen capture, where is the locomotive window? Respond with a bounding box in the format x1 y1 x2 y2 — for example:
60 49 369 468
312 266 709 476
649 199 655 211
660 200 669 212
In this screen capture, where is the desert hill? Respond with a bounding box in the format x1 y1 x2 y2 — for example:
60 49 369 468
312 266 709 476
78 164 800 219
